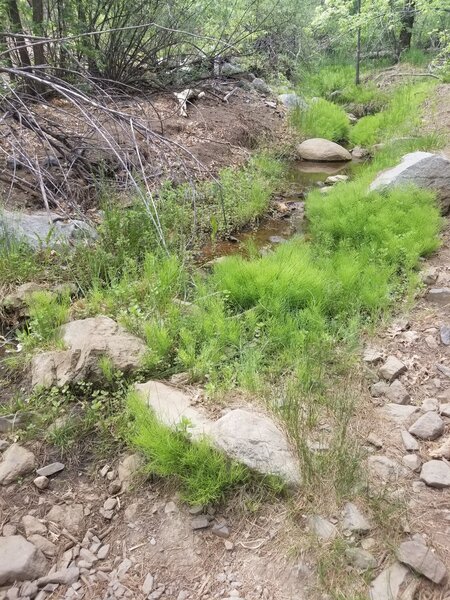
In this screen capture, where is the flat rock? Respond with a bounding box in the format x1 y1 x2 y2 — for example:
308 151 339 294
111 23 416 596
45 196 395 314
36 462 64 477
369 562 410 600
297 138 351 162
345 547 377 570
191 516 209 530
342 502 372 534
368 455 408 481
379 356 407 381
397 540 447 584
381 404 418 424
277 93 308 110
211 522 230 539
369 152 450 214
326 174 349 184
21 515 47 537
420 460 450 488
37 566 80 587
427 288 450 305
209 408 301 486
440 325 450 346
0 210 96 248
135 380 212 439
306 515 338 541
0 443 35 485
408 412 444 440
46 503 85 536
0 535 48 585
386 380 410 404
421 397 439 412
32 317 146 388
363 347 383 364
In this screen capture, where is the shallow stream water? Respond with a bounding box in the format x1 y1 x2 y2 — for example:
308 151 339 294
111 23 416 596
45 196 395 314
200 159 359 262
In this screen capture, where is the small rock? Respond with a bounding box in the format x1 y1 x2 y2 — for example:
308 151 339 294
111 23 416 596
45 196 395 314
142 573 154 595
420 460 450 488
440 403 450 417
386 380 410 405
440 326 450 346
427 288 450 304
116 558 132 579
342 503 372 534
191 516 210 530
212 522 230 539
97 544 110 560
36 462 65 477
367 433 383 449
252 78 271 94
108 480 121 495
99 508 114 520
99 464 110 477
164 501 177 514
37 566 80 587
370 381 389 398
397 540 447 584
103 497 117 511
118 454 143 490
20 581 38 597
408 412 444 440
188 505 204 516
345 547 377 570
401 455 421 472
401 430 419 452
412 480 426 493
421 267 438 285
148 585 165 600
124 502 139 523
425 335 438 349
421 397 439 412
2 524 17 536
0 440 9 452
361 538 375 551
430 437 450 459
0 444 35 485
326 174 349 185
306 515 337 541
382 404 418 424
224 540 234 551
379 356 407 382
21 515 47 537
79 548 97 564
33 476 49 490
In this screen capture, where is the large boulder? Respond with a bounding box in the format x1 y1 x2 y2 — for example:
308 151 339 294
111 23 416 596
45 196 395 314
297 138 352 162
31 317 146 388
0 443 35 485
134 382 300 486
369 152 450 214
0 210 96 248
210 409 301 486
0 535 48 585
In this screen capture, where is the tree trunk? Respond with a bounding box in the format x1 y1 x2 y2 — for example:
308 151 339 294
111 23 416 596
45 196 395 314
6 0 32 68
399 0 416 52
32 0 46 66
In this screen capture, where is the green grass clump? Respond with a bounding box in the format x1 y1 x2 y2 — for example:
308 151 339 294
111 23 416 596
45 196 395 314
18 290 71 352
349 82 434 146
291 98 350 141
127 390 250 505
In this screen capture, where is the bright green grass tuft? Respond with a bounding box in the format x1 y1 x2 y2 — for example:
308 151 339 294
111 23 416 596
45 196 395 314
127 390 250 505
291 98 350 141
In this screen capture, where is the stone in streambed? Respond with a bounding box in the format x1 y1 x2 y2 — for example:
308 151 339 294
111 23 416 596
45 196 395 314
297 138 351 162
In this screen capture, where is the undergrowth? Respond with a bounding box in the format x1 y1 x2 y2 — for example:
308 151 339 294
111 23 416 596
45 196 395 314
291 98 350 141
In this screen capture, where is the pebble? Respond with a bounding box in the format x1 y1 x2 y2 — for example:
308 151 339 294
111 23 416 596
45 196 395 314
148 585 165 599
421 397 439 412
379 356 407 381
363 347 383 364
36 462 65 477
191 516 209 530
108 480 122 495
401 430 419 452
142 573 154 595
188 505 204 516
224 540 234 551
420 460 450 488
33 476 49 490
382 404 418 424
440 403 450 417
409 412 445 440
0 440 9 452
370 382 389 398
212 522 230 539
103 497 117 511
164 501 178 514
97 544 110 560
